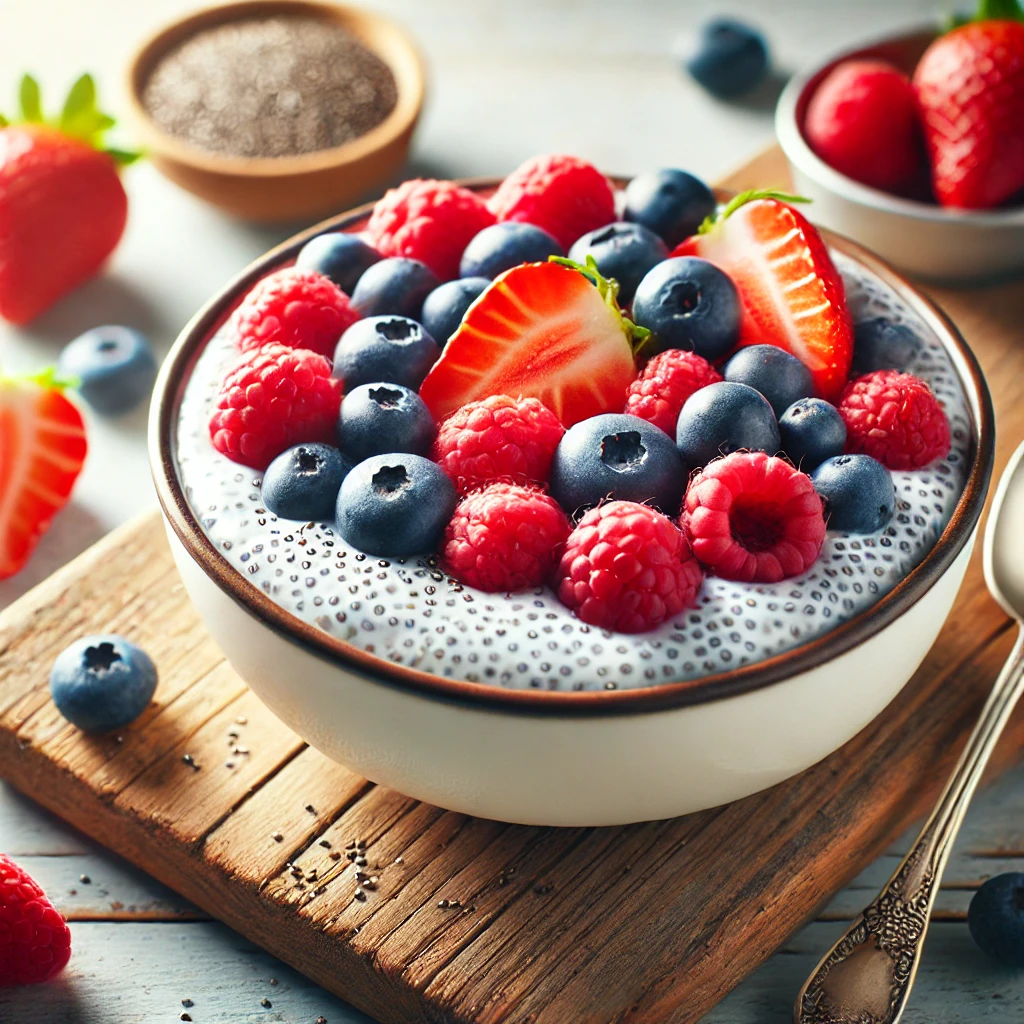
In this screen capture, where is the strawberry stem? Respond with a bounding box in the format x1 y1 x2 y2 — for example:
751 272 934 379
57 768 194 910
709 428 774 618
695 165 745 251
697 188 811 234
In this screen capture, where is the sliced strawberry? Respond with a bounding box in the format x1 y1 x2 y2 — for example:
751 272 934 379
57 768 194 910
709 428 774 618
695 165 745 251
0 371 88 580
673 191 853 402
418 259 642 427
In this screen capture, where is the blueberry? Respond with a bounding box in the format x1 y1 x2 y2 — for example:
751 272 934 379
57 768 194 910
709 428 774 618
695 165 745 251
57 325 157 415
811 455 896 534
724 344 815 417
336 454 457 556
676 381 780 468
779 398 847 471
852 317 921 374
350 257 439 320
549 413 686 516
624 169 716 247
262 442 351 522
459 222 564 279
337 383 435 463
294 232 382 294
683 18 769 99
567 222 669 305
632 257 742 361
969 873 1024 966
50 635 157 733
421 277 490 346
333 316 440 391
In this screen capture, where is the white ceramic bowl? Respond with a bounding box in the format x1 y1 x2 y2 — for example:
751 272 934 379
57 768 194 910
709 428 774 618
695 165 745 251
150 186 994 827
776 27 1024 284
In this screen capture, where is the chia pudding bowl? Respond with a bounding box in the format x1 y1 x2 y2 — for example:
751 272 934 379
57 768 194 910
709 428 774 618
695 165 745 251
150 179 994 826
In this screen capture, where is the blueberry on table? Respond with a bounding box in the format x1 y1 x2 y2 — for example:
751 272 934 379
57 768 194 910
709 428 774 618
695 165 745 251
567 222 668 305
779 398 846 471
294 232 382 294
549 413 686 516
624 169 716 247
811 454 896 533
852 317 921 374
682 17 769 99
350 257 439 320
336 454 457 557
459 222 563 280
969 873 1024 966
421 277 490 347
50 635 157 733
676 381 780 469
724 344 815 417
632 256 741 361
261 442 351 522
57 325 157 415
337 383 436 463
333 316 440 391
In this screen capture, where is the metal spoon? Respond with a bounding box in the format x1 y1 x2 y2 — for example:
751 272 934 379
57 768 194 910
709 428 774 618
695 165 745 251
794 438 1024 1024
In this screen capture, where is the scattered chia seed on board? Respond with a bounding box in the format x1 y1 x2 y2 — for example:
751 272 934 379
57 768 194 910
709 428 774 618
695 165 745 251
142 14 398 158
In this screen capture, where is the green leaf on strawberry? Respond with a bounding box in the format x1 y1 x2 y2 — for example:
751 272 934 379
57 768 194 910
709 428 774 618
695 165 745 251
697 188 811 235
19 75 43 123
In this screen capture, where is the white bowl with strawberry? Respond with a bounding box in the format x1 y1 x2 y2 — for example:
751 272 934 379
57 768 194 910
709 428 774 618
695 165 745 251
775 4 1024 283
152 155 993 826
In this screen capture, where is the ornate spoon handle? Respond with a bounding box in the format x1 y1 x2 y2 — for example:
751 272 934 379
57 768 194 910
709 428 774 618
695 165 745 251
794 627 1024 1024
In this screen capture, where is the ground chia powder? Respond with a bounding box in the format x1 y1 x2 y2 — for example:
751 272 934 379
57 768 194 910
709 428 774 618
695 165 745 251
142 14 399 158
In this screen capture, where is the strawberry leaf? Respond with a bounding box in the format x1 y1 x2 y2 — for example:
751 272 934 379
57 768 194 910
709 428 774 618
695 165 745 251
59 73 99 140
698 188 811 234
975 0 1024 21
104 146 144 167
19 74 43 122
0 113 8 128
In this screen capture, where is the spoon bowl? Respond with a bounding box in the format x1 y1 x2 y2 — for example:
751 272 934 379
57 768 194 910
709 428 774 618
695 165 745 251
984 440 1024 622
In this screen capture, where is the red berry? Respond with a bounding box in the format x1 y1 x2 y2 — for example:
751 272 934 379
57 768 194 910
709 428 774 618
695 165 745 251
432 394 565 494
805 59 924 193
839 369 951 470
363 179 495 281
684 452 825 584
209 344 342 470
0 853 72 986
624 350 723 435
553 501 703 634
231 267 359 359
442 482 571 592
487 154 616 251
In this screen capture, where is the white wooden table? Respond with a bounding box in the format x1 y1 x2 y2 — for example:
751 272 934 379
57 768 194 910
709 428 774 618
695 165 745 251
4 0 1024 1020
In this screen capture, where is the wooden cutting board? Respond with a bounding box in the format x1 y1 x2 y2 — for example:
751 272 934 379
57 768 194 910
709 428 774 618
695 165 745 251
2 146 1023 1024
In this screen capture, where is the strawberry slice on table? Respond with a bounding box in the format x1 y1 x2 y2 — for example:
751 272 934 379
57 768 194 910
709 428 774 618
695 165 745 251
673 190 853 402
0 370 88 580
418 258 646 427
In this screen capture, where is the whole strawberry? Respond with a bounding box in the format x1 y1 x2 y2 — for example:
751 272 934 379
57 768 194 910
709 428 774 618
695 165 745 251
913 1 1024 209
0 853 72 986
0 74 138 324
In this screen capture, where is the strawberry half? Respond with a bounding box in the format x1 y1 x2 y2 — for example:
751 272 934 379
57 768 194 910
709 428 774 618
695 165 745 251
0 371 88 580
673 190 853 402
418 258 644 427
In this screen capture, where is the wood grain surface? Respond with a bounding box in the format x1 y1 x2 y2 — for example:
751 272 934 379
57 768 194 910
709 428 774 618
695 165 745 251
1 147 1023 1024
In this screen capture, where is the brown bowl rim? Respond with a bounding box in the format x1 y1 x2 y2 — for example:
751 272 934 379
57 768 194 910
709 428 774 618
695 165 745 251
150 177 995 718
125 0 426 178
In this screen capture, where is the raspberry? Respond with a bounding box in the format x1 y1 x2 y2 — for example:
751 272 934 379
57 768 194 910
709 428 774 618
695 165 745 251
442 483 571 592
553 501 703 633
0 854 71 986
209 344 342 469
231 267 359 358
487 155 616 251
432 395 565 495
683 452 825 584
364 179 495 281
624 350 723 435
839 370 951 470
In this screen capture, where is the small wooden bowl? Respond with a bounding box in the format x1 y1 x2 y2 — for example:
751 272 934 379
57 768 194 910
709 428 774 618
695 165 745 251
126 0 425 222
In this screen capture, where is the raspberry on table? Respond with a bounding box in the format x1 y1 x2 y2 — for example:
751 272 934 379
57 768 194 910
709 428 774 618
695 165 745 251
230 267 359 358
624 349 723 435
209 344 342 469
487 154 616 251
684 452 826 584
553 501 704 633
363 179 495 281
442 482 571 592
839 370 951 470
0 853 72 986
432 395 565 495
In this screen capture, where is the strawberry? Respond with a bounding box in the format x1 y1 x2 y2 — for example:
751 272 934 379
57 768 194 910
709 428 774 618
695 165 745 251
913 0 1024 209
0 74 139 324
0 370 88 580
672 190 853 402
418 258 645 428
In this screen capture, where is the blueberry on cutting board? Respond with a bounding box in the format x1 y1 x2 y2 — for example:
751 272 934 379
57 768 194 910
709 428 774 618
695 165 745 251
969 872 1024 966
681 18 769 99
58 325 158 415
